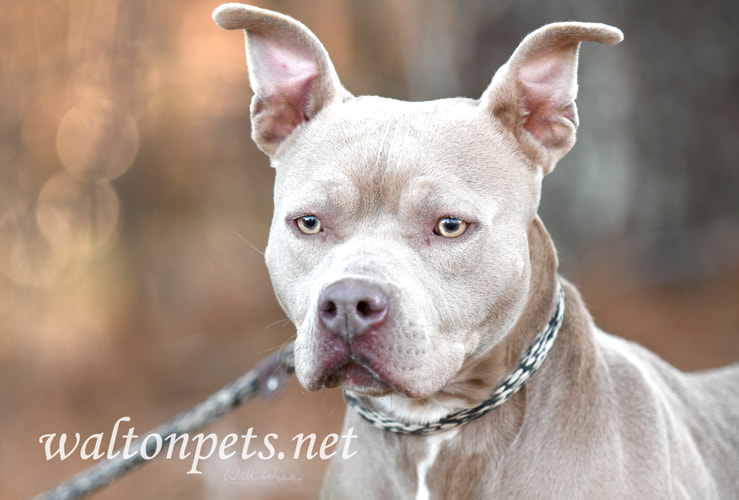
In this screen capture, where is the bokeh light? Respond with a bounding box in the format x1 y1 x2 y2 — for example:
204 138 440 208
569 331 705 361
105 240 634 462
36 171 120 258
56 91 140 182
0 202 72 288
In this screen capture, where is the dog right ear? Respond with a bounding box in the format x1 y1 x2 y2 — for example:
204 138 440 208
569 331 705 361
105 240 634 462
213 3 350 156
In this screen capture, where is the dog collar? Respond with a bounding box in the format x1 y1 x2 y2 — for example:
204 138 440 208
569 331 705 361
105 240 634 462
345 281 565 435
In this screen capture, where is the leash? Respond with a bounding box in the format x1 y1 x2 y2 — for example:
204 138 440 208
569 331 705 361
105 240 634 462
346 281 566 435
32 343 295 500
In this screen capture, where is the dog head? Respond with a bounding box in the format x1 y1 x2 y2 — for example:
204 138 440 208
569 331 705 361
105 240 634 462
213 4 622 400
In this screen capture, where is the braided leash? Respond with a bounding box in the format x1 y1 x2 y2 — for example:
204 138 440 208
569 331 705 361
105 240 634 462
345 282 565 435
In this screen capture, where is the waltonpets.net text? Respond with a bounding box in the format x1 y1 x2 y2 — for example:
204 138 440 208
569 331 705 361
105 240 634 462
39 417 358 474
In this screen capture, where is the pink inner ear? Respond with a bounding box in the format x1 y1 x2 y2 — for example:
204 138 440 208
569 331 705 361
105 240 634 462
518 51 578 149
249 35 320 144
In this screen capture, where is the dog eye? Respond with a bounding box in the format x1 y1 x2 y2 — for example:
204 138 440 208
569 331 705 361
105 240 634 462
435 217 468 238
295 215 322 234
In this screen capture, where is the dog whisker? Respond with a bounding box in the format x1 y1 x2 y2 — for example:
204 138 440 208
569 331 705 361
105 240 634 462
236 231 266 256
263 318 293 330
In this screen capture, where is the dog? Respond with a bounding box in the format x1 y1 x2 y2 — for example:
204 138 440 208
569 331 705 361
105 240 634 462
212 4 739 498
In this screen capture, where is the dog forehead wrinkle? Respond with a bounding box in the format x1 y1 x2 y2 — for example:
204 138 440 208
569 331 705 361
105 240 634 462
346 113 410 216
337 103 498 218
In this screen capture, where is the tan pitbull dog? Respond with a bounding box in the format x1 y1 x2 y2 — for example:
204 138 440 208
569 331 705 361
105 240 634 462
212 4 739 499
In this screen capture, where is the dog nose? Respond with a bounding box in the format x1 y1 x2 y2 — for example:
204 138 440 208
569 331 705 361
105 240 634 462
318 278 389 338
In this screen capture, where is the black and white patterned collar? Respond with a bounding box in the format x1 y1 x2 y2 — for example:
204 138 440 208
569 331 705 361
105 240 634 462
345 281 566 435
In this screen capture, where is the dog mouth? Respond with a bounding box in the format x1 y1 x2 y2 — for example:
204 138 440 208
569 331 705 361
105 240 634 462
320 357 395 396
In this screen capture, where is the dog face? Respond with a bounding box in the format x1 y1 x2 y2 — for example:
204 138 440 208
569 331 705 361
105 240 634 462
266 97 539 397
213 5 622 399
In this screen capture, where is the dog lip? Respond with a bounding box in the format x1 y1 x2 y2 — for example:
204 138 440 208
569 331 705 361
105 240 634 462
344 355 414 396
315 353 396 394
330 360 378 385
308 337 352 391
309 332 416 396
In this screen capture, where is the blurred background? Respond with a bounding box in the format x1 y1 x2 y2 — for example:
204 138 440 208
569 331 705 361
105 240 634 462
1 0 737 498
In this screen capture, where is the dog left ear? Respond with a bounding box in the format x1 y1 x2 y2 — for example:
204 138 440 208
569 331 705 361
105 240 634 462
213 4 350 156
483 22 623 174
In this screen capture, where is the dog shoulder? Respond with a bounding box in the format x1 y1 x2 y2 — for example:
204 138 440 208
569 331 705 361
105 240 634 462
594 329 739 495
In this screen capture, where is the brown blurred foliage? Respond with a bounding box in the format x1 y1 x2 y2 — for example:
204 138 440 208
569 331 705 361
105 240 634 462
0 0 736 499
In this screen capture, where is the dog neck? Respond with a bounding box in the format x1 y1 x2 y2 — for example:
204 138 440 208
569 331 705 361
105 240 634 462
347 216 563 428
